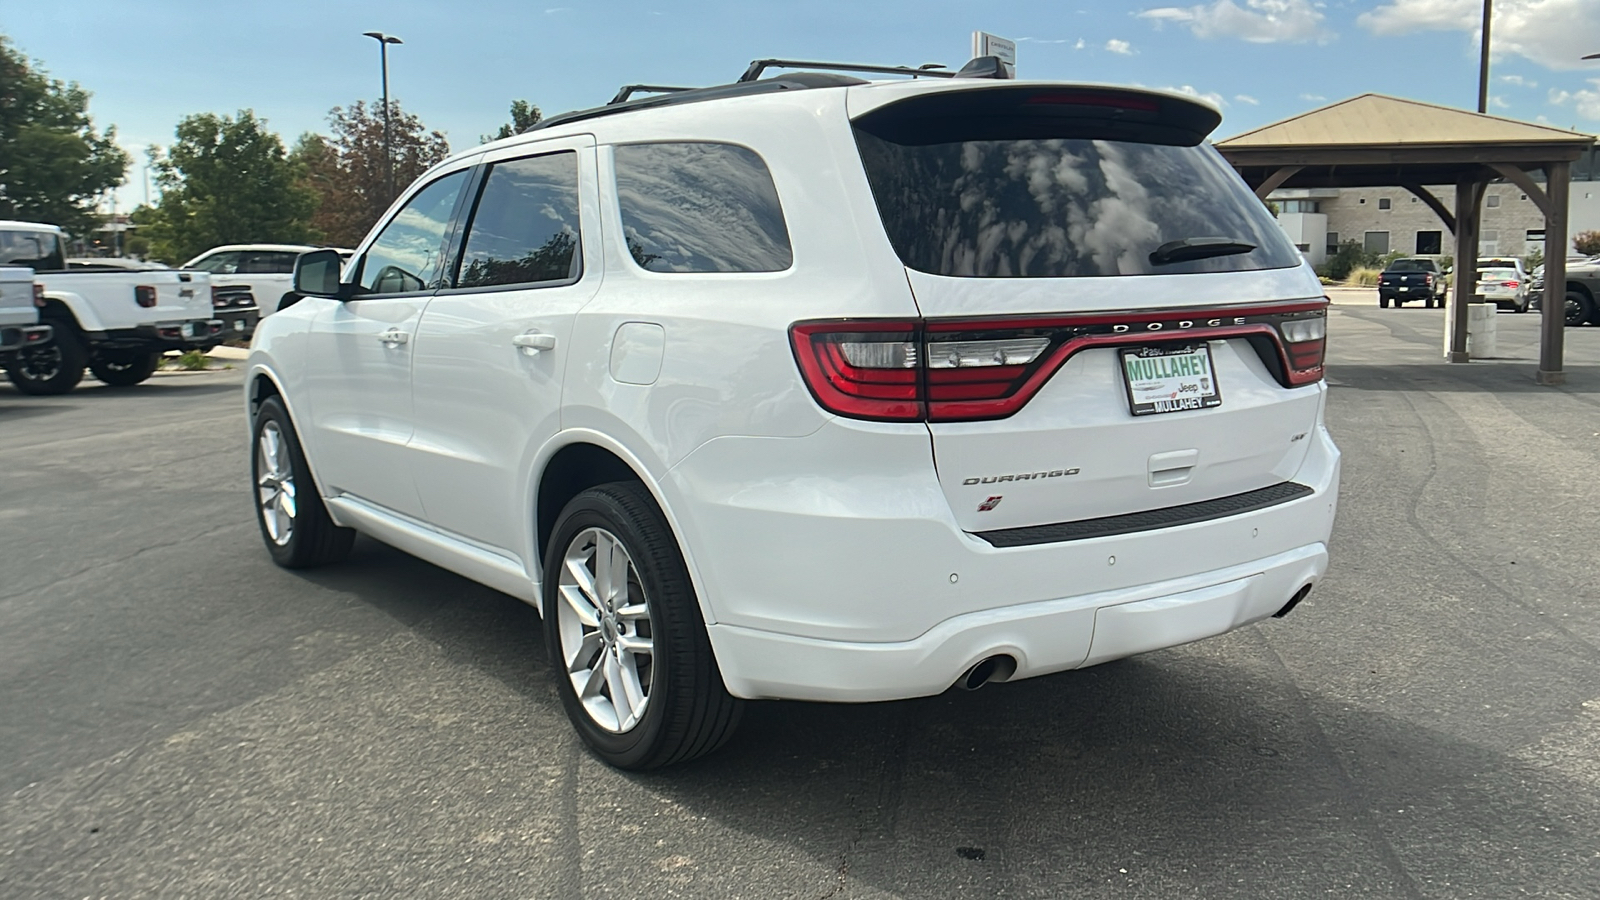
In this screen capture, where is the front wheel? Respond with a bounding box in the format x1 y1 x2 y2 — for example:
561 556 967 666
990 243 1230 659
544 482 742 770
252 396 355 568
6 328 86 395
90 349 162 386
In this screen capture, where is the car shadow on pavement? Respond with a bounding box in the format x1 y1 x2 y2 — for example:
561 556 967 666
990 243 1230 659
289 536 1600 898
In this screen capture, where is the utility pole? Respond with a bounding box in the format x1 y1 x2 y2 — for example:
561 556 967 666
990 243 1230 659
363 32 404 201
1477 0 1492 113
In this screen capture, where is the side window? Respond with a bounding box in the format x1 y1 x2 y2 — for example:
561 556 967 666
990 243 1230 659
613 142 792 273
239 251 300 274
265 252 301 273
455 151 581 289
358 170 469 295
192 251 241 274
0 230 66 271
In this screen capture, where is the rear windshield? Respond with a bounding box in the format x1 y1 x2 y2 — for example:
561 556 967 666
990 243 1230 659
1386 259 1435 272
853 131 1302 278
0 229 66 272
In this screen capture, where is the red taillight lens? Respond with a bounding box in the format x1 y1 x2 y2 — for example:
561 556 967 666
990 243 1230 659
1505 280 1519 288
790 322 922 421
791 302 1327 422
1277 315 1326 386
32 284 45 308
135 285 158 308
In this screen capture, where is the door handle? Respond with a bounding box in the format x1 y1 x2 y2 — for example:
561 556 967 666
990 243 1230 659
512 332 557 355
377 329 409 346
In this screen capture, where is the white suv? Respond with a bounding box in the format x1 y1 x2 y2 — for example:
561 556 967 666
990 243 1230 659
247 63 1339 769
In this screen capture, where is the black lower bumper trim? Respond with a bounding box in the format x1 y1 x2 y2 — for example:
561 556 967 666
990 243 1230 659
974 481 1315 548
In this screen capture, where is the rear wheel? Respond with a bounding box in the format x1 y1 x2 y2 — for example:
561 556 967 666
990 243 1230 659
544 482 742 770
1379 296 1390 309
1564 289 1594 327
90 349 162 386
1424 296 1436 309
6 326 86 395
252 396 355 568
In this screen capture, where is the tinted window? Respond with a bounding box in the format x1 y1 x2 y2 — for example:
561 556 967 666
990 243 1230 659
239 251 300 274
358 170 469 294
456 152 580 289
0 229 66 272
191 251 241 273
614 142 792 273
1386 259 1434 272
854 132 1302 278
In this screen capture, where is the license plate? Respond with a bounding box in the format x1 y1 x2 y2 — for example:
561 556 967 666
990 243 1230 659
180 323 196 338
233 320 245 331
1398 287 1409 292
1120 344 1222 416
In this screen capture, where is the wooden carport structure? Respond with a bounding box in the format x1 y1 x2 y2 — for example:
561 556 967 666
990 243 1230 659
1218 94 1594 384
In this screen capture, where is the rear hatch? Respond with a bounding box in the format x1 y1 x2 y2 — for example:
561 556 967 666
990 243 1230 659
840 83 1326 535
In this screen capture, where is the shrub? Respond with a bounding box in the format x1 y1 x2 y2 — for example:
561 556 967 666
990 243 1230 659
1346 267 1382 287
1574 231 1600 256
175 349 209 371
1319 240 1376 281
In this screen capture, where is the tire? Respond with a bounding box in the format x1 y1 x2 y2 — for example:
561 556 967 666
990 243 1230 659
543 481 742 770
89 349 161 386
251 396 355 568
1564 289 1594 327
1424 296 1435 309
1379 296 1390 309
6 326 86 395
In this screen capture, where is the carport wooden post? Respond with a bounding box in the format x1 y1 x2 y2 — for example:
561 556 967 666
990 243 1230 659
1448 179 1483 363
1538 162 1570 385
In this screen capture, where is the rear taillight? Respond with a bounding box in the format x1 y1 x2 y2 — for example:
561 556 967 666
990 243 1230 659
32 284 45 308
135 285 158 308
1276 315 1326 386
1505 280 1519 288
791 301 1328 422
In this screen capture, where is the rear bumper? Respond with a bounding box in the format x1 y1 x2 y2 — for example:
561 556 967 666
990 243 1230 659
666 413 1341 703
709 542 1326 702
96 320 226 351
214 307 259 340
1379 285 1435 299
0 323 52 354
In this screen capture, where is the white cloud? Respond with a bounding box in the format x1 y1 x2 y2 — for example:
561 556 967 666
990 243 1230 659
1491 94 1511 108
1017 37 1074 44
1499 74 1538 87
1235 93 1261 105
1106 38 1135 54
1358 0 1600 71
1550 80 1600 119
1299 92 1327 102
1138 0 1332 44
1163 84 1227 108
1075 38 1088 49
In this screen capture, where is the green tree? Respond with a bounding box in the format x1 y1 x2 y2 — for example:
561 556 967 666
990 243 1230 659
294 100 451 248
139 110 315 263
482 99 542 143
0 34 130 236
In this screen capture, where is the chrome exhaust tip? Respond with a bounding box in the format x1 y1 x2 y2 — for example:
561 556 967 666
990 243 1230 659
956 655 1018 691
1273 584 1313 618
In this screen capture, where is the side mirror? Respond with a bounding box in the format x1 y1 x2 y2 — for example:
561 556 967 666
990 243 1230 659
293 249 352 300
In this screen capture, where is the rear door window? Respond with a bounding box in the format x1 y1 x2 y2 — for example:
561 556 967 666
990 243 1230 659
852 90 1302 278
613 142 792 273
455 151 581 288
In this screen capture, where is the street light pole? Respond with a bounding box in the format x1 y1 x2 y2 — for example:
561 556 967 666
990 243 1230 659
1477 0 1492 113
362 31 403 201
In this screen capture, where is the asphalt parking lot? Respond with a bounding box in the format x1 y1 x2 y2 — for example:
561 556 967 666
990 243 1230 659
3 302 1598 899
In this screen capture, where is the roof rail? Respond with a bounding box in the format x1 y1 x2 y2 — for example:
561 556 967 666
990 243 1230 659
737 58 954 83
609 84 694 105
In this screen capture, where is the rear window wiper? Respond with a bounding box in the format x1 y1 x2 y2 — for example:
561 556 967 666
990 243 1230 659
1149 237 1256 266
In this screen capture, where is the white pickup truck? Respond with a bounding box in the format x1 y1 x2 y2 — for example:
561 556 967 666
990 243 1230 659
184 244 317 322
1 220 222 394
0 266 53 371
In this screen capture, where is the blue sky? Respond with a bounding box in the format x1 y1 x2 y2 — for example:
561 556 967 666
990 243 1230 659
5 0 1600 210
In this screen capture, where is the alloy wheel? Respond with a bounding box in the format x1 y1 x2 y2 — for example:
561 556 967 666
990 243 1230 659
17 344 62 382
256 421 297 545
556 527 655 733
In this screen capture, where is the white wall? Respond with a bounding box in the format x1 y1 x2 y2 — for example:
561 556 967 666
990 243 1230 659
1277 212 1329 265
